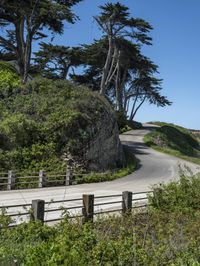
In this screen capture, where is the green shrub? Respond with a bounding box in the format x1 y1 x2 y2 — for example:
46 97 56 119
0 61 20 98
119 124 132 134
0 114 39 149
149 174 200 212
2 174 200 265
127 120 142 129
2 207 200 265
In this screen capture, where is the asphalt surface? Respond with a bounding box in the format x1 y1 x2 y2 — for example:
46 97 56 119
1 124 200 223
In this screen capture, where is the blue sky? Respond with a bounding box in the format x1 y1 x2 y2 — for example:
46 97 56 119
40 0 200 129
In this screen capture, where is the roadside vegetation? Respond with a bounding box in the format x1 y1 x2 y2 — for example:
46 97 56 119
75 147 137 184
0 76 112 173
144 122 200 165
0 68 137 183
1 174 200 265
115 111 142 134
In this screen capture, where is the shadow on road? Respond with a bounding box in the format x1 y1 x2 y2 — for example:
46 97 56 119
122 141 150 155
123 144 143 172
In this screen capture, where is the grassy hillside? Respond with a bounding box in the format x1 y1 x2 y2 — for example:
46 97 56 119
144 122 200 165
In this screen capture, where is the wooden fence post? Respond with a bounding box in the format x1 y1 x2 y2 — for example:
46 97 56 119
31 199 45 223
122 191 132 214
82 194 94 224
39 170 46 188
65 169 73 186
7 170 16 190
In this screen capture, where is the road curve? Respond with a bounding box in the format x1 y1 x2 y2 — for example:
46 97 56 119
1 124 200 207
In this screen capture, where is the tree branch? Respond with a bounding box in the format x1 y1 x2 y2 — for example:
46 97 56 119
0 36 16 52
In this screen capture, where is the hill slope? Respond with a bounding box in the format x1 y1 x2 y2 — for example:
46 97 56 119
144 122 200 165
0 77 124 173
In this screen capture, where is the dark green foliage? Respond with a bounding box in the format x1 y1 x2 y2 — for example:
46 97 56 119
33 43 82 79
0 0 82 81
95 2 153 45
127 120 143 129
0 77 112 172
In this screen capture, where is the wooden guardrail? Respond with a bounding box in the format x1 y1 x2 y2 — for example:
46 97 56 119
0 169 117 191
0 191 153 227
0 170 74 190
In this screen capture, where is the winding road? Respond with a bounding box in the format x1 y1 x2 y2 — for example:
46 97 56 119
0 124 200 222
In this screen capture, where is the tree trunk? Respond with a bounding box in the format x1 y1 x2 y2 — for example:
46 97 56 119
15 19 25 78
130 95 147 121
115 62 120 110
130 94 138 121
115 61 127 113
100 37 114 95
23 33 32 83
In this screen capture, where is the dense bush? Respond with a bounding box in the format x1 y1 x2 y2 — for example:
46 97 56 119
149 173 200 212
0 77 114 173
2 203 200 265
1 175 200 265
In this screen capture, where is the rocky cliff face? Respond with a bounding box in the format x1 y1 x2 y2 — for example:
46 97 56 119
84 101 124 171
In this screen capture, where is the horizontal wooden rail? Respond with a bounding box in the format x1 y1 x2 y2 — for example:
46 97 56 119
45 198 82 204
8 212 30 217
0 168 132 191
0 191 151 228
94 200 122 206
45 205 83 213
94 208 123 215
0 203 31 209
94 194 122 199
132 197 148 201
133 190 153 195
44 214 83 223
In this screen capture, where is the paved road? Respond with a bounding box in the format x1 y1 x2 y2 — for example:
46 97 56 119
1 124 200 223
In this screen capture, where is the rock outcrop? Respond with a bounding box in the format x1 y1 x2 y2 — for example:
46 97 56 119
84 98 124 171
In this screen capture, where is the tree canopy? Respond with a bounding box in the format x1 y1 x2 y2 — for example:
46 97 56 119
0 0 82 82
33 43 82 79
0 1 171 122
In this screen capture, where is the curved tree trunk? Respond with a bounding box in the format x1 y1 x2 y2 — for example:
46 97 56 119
130 95 147 121
100 36 114 95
